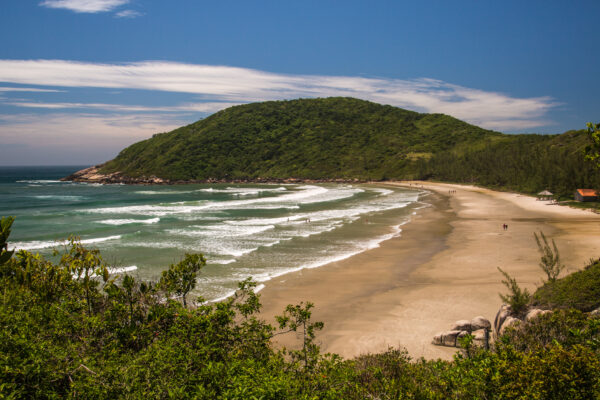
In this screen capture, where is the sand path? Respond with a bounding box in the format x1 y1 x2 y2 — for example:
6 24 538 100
258 181 600 360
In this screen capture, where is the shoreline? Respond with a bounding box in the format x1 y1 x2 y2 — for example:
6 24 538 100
61 165 371 185
258 181 600 360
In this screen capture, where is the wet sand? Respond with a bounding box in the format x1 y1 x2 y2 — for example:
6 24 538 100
258 181 600 360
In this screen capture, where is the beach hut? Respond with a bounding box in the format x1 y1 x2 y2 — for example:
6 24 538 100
574 189 599 202
537 190 553 201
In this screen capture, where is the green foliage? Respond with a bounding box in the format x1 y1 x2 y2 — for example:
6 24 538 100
458 333 475 359
158 253 206 307
94 98 600 200
534 231 565 282
276 302 324 372
100 97 500 181
499 309 600 352
533 259 600 311
498 267 531 317
2 217 600 399
418 130 600 198
0 216 14 265
584 121 600 168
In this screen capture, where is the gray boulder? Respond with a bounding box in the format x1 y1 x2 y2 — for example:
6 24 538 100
433 330 463 347
442 330 462 347
471 316 491 331
499 316 520 335
472 329 486 343
450 320 472 332
525 308 550 322
494 304 512 337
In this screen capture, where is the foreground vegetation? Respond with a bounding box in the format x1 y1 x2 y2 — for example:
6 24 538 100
2 216 600 399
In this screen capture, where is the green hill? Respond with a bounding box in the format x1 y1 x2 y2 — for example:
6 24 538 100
99 97 501 181
95 97 598 197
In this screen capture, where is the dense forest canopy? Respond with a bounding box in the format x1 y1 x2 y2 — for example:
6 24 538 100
98 97 599 197
100 97 500 180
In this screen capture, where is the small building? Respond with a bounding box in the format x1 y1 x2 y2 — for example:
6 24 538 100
537 190 553 201
574 189 599 202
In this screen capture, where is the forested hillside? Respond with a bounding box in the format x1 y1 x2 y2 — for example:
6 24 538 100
93 97 599 197
99 97 500 181
417 130 600 198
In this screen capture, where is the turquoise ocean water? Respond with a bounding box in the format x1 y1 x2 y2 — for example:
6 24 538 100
1 166 425 301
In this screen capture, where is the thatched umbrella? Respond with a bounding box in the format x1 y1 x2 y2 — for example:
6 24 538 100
537 190 553 201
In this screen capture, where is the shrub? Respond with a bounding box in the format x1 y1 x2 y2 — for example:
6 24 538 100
534 231 565 282
498 267 531 317
533 259 600 311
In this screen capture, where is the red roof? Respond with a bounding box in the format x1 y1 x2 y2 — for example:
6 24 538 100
577 189 598 197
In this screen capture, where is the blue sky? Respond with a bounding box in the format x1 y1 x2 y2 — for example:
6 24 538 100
0 0 598 165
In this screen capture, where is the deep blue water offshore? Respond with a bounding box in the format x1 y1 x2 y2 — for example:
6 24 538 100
1 166 426 301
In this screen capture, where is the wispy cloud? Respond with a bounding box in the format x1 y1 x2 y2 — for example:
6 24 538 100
5 100 240 113
0 59 557 131
0 112 185 164
40 0 129 13
115 9 142 18
0 86 64 93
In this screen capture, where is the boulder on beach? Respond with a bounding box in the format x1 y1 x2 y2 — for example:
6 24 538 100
450 320 472 332
499 316 520 335
433 330 463 347
472 329 486 343
470 316 491 331
442 330 462 347
525 308 550 322
494 304 512 337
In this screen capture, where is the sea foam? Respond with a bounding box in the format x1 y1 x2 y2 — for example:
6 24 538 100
98 218 160 225
10 235 123 251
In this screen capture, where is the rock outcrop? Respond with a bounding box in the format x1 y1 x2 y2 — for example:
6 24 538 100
61 165 369 185
493 304 552 338
61 165 167 185
433 316 492 348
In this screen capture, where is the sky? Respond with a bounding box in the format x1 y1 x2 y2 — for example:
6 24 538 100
0 1 599 165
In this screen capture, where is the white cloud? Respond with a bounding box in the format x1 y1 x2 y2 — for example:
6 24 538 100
0 112 185 164
4 100 240 113
0 86 64 93
40 0 129 13
0 112 183 145
0 59 557 131
115 9 142 18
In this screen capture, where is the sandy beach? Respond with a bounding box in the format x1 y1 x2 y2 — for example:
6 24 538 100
258 181 600 360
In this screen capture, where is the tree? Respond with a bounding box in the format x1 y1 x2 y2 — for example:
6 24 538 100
584 122 600 169
0 216 14 265
58 236 109 315
498 267 531 317
534 231 565 282
276 301 324 371
158 253 205 307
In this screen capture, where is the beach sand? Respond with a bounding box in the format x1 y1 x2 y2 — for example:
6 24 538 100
258 181 600 360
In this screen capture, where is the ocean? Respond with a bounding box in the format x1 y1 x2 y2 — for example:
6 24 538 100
0 166 426 301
